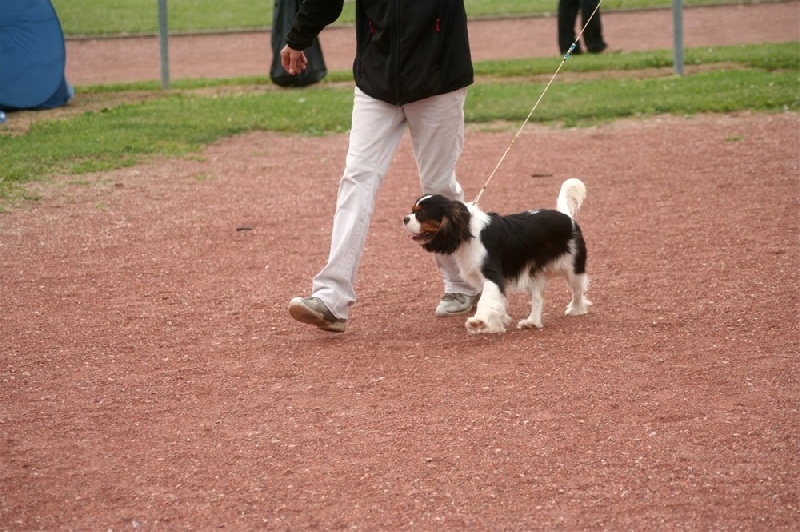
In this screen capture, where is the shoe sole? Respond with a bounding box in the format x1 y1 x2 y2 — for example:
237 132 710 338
435 308 475 317
435 302 478 317
288 300 346 333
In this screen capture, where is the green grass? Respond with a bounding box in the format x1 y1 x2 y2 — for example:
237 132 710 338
475 42 800 76
0 90 352 186
53 0 753 36
467 69 797 126
1 43 798 205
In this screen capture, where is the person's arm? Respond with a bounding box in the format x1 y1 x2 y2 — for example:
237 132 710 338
281 0 344 75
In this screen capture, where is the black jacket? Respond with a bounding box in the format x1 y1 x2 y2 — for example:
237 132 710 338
285 0 474 105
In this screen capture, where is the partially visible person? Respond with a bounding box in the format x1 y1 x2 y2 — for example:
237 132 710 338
281 0 479 333
557 0 608 55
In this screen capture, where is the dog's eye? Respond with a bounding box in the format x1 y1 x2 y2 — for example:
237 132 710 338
412 204 436 222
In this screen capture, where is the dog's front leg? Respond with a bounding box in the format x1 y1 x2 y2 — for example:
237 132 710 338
466 281 510 334
517 275 547 329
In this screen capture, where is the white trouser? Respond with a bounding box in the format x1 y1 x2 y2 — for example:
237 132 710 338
310 86 477 319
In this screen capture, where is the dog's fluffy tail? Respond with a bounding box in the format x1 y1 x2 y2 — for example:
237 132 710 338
556 178 587 219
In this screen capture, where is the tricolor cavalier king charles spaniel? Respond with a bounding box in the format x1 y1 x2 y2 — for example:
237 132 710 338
403 178 590 334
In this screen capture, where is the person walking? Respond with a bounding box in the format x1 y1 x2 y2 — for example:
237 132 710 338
557 0 608 55
281 0 480 333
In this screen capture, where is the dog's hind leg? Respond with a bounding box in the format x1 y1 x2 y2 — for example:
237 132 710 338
517 276 548 329
565 271 591 316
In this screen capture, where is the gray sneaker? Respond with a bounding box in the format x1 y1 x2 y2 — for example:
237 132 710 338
435 293 480 317
288 296 347 333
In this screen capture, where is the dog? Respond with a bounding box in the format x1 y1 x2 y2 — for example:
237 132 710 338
403 178 590 334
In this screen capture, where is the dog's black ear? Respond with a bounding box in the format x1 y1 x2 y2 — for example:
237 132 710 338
423 200 472 254
448 201 474 242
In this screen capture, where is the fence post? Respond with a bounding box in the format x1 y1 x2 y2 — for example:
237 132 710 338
158 0 170 89
672 0 684 75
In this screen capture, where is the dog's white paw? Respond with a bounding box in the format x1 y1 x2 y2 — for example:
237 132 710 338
565 299 591 316
516 318 543 330
466 316 506 334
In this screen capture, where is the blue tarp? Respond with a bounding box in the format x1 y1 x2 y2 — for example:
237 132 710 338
0 0 73 110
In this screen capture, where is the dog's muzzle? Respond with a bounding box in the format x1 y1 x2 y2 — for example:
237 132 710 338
403 216 433 243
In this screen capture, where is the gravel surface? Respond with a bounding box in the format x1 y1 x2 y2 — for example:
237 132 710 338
2 4 798 529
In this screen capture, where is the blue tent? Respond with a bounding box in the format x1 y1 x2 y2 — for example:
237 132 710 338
0 0 73 111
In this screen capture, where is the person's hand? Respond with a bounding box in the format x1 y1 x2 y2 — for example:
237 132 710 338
280 45 308 75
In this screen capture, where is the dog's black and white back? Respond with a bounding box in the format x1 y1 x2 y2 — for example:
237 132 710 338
403 178 590 334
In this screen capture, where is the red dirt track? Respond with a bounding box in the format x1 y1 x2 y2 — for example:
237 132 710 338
2 3 799 530
65 2 799 85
